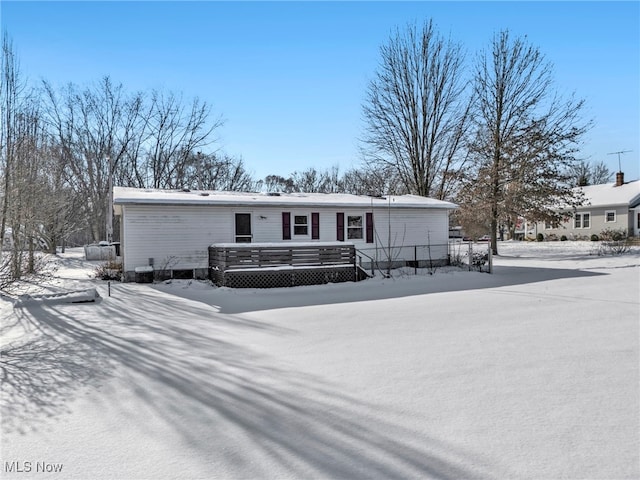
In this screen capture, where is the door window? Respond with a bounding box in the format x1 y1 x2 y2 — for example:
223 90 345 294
235 213 252 242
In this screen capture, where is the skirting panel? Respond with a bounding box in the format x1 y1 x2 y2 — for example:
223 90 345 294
211 267 355 288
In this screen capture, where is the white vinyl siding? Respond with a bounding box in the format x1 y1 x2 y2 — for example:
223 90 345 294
121 204 232 272
119 204 452 276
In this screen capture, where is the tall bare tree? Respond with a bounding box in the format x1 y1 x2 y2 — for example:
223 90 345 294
42 77 144 241
361 20 472 199
0 32 25 253
140 90 222 189
460 31 590 254
0 34 61 284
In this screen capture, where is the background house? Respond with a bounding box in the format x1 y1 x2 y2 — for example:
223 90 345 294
538 173 640 240
113 187 458 281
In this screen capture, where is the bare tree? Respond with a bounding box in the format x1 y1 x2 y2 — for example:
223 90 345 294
288 166 346 193
361 20 472 199
461 31 590 254
571 159 612 186
188 152 257 191
262 175 296 193
590 160 613 185
0 34 60 285
42 77 144 241
140 90 222 189
0 32 26 253
338 165 408 196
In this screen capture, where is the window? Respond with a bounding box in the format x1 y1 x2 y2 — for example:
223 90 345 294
605 210 616 223
294 215 308 235
347 215 363 239
574 212 590 229
544 220 553 230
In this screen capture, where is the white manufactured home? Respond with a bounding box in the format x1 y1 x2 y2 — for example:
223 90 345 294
113 187 458 282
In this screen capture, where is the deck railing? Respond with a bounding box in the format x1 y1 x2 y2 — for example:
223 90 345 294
208 242 357 288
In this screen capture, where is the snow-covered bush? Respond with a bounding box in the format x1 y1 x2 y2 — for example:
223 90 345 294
469 251 489 271
599 228 627 242
94 260 122 281
597 241 631 256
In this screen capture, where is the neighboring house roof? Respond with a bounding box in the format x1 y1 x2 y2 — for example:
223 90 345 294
113 187 458 210
578 179 640 209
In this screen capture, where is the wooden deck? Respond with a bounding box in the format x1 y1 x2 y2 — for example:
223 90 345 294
208 243 357 288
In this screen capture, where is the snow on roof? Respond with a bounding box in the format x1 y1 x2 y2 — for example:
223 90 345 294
113 187 458 209
578 179 640 208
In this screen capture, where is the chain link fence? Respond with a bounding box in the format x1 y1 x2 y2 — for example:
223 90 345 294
356 240 492 277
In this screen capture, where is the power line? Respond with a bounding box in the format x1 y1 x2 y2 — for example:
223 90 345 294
607 150 632 172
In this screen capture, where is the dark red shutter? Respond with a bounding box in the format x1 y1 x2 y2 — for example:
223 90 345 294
282 212 291 240
336 212 344 241
366 212 374 243
311 212 320 240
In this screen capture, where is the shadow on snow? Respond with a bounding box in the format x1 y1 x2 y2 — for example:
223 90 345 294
1 264 606 478
150 264 607 314
2 284 513 479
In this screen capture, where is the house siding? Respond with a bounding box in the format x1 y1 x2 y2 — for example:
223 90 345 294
119 203 452 279
362 208 450 262
540 205 633 239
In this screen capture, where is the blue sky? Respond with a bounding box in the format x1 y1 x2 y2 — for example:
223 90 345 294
2 1 639 181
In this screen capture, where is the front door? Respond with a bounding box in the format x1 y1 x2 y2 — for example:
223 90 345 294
235 213 252 243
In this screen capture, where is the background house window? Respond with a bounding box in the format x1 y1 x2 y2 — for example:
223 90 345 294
575 212 590 229
605 210 616 223
294 215 308 235
347 215 363 239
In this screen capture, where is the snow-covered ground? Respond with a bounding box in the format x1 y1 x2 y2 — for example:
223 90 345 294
1 242 639 479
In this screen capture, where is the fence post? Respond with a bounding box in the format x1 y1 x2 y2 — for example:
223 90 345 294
353 249 358 282
468 241 472 271
414 245 417 275
488 240 493 274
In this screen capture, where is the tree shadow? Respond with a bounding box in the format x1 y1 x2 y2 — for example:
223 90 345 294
3 289 512 479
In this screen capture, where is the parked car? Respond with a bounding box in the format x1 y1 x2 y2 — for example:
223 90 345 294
477 235 491 242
